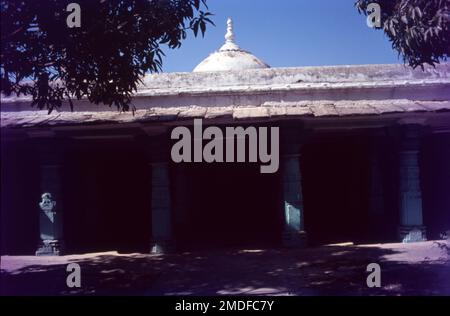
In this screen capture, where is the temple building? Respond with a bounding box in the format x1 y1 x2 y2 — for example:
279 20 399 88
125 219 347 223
1 19 449 255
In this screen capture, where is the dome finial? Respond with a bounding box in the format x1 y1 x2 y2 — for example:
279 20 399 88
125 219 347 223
219 18 240 51
193 16 270 71
225 18 235 43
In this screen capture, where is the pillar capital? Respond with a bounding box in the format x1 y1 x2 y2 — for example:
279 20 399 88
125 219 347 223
398 124 425 147
282 152 302 159
141 131 172 165
279 123 310 157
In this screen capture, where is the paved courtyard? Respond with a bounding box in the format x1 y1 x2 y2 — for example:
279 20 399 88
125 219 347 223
1 241 449 296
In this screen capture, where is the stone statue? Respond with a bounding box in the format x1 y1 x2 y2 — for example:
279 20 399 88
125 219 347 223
36 192 61 255
39 192 56 212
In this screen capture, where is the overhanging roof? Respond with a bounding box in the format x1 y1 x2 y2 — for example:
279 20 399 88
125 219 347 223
1 100 449 128
1 63 449 129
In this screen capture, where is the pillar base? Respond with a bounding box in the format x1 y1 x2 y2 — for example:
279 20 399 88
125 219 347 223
282 230 307 248
35 240 64 256
399 226 427 243
151 240 175 254
440 230 450 240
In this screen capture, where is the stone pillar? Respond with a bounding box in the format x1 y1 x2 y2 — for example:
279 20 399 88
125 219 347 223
173 164 189 238
36 158 64 256
149 162 174 253
281 155 307 248
398 126 426 243
368 136 385 240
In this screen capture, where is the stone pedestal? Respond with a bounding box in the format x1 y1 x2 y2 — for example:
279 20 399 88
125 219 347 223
399 226 427 243
282 230 307 248
149 163 175 253
281 155 307 248
36 240 64 256
398 126 426 243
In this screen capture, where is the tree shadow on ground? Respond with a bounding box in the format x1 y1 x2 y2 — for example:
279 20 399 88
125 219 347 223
1 243 449 296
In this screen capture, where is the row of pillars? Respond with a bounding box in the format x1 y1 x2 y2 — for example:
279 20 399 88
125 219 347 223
35 126 426 255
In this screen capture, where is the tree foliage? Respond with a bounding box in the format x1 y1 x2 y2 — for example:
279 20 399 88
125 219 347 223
356 0 449 69
1 0 214 112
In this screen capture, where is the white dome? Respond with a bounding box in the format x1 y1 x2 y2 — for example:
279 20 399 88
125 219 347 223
193 18 270 72
193 50 269 72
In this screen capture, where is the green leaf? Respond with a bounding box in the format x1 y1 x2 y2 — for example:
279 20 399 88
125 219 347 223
200 20 206 37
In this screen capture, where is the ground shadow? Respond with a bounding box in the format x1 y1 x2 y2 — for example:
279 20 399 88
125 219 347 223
1 243 449 296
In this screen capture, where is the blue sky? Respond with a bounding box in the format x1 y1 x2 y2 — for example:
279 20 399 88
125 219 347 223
161 0 401 73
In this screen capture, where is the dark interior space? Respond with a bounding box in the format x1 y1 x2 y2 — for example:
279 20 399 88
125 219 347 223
374 135 401 242
422 133 450 239
2 129 448 256
1 141 40 255
175 163 283 250
301 132 394 246
64 142 151 254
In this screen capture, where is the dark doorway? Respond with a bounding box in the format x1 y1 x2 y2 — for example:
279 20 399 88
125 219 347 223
0 141 40 255
175 163 283 250
422 133 450 240
64 143 151 254
301 134 372 246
